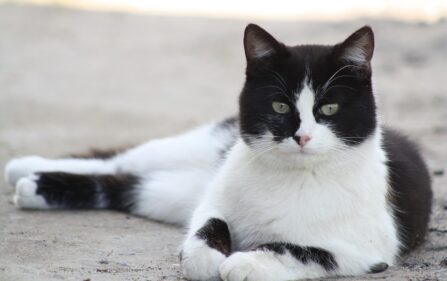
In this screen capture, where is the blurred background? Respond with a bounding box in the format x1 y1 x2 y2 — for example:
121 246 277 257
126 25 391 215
1 1 446 280
4 0 447 21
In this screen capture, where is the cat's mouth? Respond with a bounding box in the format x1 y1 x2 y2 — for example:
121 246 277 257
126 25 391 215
275 138 317 156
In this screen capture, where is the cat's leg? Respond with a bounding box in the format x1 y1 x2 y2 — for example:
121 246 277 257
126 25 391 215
219 242 387 281
113 118 238 175
13 168 213 225
5 156 115 186
14 172 139 210
131 168 215 224
5 118 238 185
7 118 238 225
180 200 231 281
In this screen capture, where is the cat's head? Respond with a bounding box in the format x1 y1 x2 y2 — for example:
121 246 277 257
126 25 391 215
239 24 377 163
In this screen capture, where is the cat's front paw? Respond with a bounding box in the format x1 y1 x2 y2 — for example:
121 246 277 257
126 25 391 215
181 237 226 281
220 252 275 281
4 156 46 186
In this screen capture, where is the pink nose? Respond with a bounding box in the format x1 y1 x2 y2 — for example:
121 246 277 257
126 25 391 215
294 135 311 148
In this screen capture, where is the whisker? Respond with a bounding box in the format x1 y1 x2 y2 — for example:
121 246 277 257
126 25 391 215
266 70 290 92
254 85 286 92
324 85 355 93
323 65 359 89
253 86 293 103
324 75 357 88
319 65 363 98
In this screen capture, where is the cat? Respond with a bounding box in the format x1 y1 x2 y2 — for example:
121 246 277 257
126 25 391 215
4 24 432 281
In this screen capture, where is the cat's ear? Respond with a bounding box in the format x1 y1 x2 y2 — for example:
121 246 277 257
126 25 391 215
335 26 374 66
244 24 282 62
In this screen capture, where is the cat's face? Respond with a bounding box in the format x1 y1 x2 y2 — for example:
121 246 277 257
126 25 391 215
239 24 377 161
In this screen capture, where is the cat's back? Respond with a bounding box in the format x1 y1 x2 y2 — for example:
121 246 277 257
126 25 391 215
382 127 432 253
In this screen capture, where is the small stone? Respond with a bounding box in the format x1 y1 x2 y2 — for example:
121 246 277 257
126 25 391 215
368 262 389 273
98 260 109 265
433 169 444 176
96 268 109 273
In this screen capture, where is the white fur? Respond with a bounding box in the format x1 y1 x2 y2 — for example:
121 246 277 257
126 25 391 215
220 251 327 281
120 123 236 224
296 84 317 138
14 175 50 209
181 199 228 280
5 156 47 185
181 235 226 281
5 155 114 186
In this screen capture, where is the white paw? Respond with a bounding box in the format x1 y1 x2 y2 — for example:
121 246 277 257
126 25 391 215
14 175 49 209
181 237 226 281
5 156 47 186
220 252 274 281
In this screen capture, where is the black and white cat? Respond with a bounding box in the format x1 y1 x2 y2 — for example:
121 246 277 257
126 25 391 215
5 24 432 281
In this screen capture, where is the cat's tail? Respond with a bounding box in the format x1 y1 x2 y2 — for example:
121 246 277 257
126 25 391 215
14 172 139 211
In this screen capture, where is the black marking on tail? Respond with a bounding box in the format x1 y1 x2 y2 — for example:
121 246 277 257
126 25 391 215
196 218 232 256
35 172 139 211
257 242 337 271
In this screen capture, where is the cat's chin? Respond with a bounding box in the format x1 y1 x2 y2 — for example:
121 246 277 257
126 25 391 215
271 146 330 163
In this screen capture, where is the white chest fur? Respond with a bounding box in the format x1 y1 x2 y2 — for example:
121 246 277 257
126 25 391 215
212 134 399 266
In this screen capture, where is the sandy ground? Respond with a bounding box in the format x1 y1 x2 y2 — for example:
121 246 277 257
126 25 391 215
0 4 446 281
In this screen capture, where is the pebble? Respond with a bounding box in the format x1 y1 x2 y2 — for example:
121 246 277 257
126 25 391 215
433 169 444 176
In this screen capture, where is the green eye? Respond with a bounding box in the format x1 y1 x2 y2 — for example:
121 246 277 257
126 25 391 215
272 101 290 114
320 103 339 116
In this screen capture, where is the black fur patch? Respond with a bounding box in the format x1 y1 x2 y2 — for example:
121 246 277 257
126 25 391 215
35 172 139 211
383 128 432 253
240 24 376 146
368 262 388 273
68 147 132 160
257 242 337 271
216 116 240 159
196 218 232 256
218 116 239 130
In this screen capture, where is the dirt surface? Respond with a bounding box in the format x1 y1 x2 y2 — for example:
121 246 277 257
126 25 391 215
1 4 446 281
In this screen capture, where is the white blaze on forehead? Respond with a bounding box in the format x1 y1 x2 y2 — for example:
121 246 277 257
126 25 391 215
296 84 317 136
